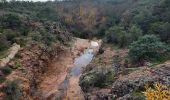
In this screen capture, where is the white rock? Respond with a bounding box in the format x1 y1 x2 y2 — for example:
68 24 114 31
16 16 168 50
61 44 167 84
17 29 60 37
0 43 20 67
90 41 99 48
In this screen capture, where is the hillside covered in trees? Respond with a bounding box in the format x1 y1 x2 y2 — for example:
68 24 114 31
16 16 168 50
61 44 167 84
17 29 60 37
0 0 170 100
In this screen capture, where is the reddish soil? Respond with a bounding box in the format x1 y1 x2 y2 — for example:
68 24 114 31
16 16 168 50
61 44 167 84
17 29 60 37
38 38 91 99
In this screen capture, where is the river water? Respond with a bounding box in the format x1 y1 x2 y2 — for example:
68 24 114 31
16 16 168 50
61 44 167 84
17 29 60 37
70 48 94 76
58 41 99 99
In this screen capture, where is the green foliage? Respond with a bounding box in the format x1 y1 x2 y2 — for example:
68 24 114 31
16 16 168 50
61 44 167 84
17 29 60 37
132 9 154 33
129 35 168 65
0 0 169 47
1 14 21 29
14 62 22 69
2 80 21 100
0 66 12 75
0 36 9 52
79 66 115 92
3 29 17 42
149 22 170 42
105 25 126 47
15 53 22 59
0 76 6 83
30 31 42 42
37 7 59 21
131 91 145 100
19 26 29 36
128 25 143 42
105 25 143 48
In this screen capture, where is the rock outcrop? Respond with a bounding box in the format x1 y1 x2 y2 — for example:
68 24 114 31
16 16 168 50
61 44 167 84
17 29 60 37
80 61 170 100
0 43 20 67
111 62 170 99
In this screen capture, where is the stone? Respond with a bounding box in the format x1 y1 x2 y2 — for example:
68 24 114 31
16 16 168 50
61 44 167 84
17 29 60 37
90 41 99 49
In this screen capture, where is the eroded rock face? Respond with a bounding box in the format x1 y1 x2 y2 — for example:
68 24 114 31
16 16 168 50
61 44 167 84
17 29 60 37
5 38 92 100
5 44 65 100
111 63 170 99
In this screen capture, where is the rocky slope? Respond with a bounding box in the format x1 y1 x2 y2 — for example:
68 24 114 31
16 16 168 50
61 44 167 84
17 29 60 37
79 44 170 100
111 61 170 100
80 60 170 100
1 38 92 100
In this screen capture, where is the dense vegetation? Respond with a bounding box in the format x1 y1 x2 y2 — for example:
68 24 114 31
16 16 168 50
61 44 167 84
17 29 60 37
0 0 169 47
0 0 170 99
129 35 168 65
0 0 169 73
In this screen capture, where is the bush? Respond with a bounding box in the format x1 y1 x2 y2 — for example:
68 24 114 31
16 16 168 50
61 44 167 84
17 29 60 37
2 80 22 100
3 29 17 42
128 25 143 42
79 66 115 92
105 25 143 48
36 7 59 21
1 14 21 29
0 66 12 75
149 22 170 43
13 62 22 69
105 26 127 47
129 34 168 65
0 76 6 83
0 33 10 52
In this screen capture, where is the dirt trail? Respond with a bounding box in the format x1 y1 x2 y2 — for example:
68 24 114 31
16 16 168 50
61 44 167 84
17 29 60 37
39 38 91 99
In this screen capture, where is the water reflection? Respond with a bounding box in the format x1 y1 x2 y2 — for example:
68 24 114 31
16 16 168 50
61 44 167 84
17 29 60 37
58 41 99 92
70 49 94 76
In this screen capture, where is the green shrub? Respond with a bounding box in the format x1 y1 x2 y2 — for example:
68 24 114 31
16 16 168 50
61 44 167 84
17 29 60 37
14 62 22 69
3 29 17 42
79 66 115 92
0 66 12 75
1 14 21 29
0 76 6 83
30 31 42 42
131 91 145 100
105 26 127 47
19 26 29 36
2 80 21 100
15 53 22 59
129 34 168 65
0 34 10 52
105 25 142 48
149 22 170 42
36 7 59 21
128 25 143 42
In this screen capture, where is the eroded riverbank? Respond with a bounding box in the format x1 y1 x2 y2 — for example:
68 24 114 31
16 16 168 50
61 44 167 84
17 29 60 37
62 40 101 100
39 38 101 99
38 38 91 99
3 38 101 100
